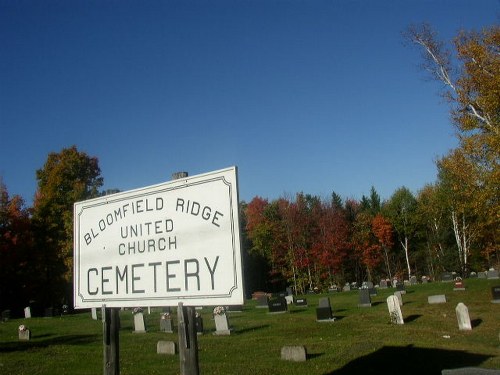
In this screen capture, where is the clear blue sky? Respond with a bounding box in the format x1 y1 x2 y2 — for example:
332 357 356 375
0 0 498 205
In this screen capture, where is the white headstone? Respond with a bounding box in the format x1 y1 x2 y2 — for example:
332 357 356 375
133 312 146 333
281 346 307 362
157 340 176 355
24 307 31 319
387 295 404 325
455 303 472 331
214 314 230 335
91 307 98 320
428 295 447 304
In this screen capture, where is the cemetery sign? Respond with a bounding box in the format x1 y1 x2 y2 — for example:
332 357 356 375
73 167 244 308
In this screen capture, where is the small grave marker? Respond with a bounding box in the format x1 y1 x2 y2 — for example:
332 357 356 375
133 308 146 333
455 303 472 331
195 312 204 335
358 289 371 307
387 296 404 325
24 307 31 319
160 313 174 333
256 295 269 308
428 295 447 304
491 286 500 303
379 279 388 289
342 283 350 292
157 340 176 355
18 325 31 341
267 297 288 314
316 298 334 322
441 272 454 282
293 297 308 307
213 306 230 335
91 307 98 320
281 346 307 362
487 269 499 279
454 278 466 291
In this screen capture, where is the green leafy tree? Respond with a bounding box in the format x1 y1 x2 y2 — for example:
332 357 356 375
32 146 103 306
383 187 417 279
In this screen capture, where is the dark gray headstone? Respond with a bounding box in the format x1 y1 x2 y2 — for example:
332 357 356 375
195 314 204 335
441 272 454 282
318 297 331 308
379 279 388 289
256 295 269 308
316 298 333 321
286 287 293 296
396 283 406 294
1 310 10 322
491 286 500 303
358 289 371 307
268 297 288 313
487 269 499 279
410 275 417 285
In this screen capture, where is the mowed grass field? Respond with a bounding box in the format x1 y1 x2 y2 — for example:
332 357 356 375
1 279 499 375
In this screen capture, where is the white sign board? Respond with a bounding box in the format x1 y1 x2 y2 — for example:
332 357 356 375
73 167 243 308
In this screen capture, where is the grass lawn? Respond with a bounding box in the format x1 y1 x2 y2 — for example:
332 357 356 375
1 278 499 375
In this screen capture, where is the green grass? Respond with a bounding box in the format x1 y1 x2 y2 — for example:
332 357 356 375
1 279 499 375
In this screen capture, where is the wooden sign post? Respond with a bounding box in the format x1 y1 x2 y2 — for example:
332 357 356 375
102 307 120 375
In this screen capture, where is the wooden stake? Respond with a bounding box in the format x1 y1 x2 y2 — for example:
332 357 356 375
178 303 199 375
103 307 120 375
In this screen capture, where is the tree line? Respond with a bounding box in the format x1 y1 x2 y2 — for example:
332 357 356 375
0 23 498 311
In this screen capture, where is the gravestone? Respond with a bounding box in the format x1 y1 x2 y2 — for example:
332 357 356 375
410 275 417 285
316 298 334 321
285 295 294 305
24 307 31 319
369 287 377 297
294 297 308 307
256 295 269 308
421 276 429 284
133 312 146 333
441 272 454 282
392 279 398 288
160 314 174 333
428 295 447 304
478 271 487 279
268 297 288 313
362 281 374 289
396 283 406 295
455 303 472 331
387 295 404 325
454 278 466 291
358 288 371 307
487 269 499 279
281 346 307 362
1 310 10 322
18 326 31 341
214 313 230 335
469 272 477 278
91 307 98 320
491 286 500 303
286 287 293 296
342 283 351 292
379 279 388 289
157 340 176 355
195 313 204 335
394 291 403 307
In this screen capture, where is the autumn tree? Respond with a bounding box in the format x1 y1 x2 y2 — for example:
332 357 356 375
0 180 36 312
405 23 500 269
32 146 103 306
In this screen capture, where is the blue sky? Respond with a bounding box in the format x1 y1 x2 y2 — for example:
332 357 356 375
0 0 498 205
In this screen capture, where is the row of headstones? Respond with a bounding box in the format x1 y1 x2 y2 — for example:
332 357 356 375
2 305 69 322
90 306 232 336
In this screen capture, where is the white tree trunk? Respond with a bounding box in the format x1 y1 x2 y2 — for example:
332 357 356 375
400 237 411 278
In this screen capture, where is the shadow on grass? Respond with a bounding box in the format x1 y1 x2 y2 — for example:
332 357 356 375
471 318 483 328
326 345 493 375
234 324 270 335
0 334 99 353
404 314 422 323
